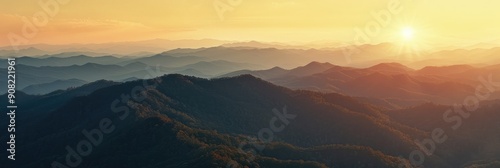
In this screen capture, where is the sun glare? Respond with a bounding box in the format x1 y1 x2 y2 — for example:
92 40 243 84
394 25 427 60
401 27 415 41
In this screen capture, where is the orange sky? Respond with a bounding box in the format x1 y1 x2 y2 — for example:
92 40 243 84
1 0 499 47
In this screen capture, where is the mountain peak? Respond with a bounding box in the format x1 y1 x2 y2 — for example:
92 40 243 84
124 62 148 68
305 61 334 67
368 62 414 72
295 61 338 71
287 62 339 77
418 64 475 74
269 66 286 71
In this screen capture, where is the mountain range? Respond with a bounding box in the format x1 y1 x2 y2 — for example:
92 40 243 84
2 74 499 167
0 54 263 94
1 42 500 168
222 62 500 108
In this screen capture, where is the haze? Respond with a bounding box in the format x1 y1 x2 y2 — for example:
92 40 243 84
1 0 500 47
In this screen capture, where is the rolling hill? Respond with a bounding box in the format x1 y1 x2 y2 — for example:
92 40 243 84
1 74 427 168
222 62 500 107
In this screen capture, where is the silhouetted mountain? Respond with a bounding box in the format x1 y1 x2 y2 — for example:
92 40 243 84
287 62 341 77
0 68 60 90
12 55 128 67
384 102 500 167
2 74 427 168
220 62 339 79
21 79 87 95
158 44 500 69
164 47 349 69
0 57 142 88
222 62 500 107
417 65 476 75
15 63 135 81
411 47 500 68
123 53 210 67
367 62 415 74
178 60 263 76
0 80 119 127
121 77 140 82
4 73 499 167
38 51 114 58
173 68 210 78
0 47 49 57
221 41 305 49
0 62 150 92
5 42 500 68
3 60 256 90
220 66 289 79
2 39 233 55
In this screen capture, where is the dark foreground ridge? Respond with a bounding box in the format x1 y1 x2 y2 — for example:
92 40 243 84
1 74 499 167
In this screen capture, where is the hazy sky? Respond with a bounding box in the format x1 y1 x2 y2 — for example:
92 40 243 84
1 0 499 47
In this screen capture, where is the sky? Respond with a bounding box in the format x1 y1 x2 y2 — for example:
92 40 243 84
1 0 499 47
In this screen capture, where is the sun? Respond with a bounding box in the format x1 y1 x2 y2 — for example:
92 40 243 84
401 27 415 41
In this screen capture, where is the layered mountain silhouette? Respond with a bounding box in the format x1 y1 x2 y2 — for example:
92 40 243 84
4 41 500 68
21 78 87 95
2 42 500 168
2 72 500 167
1 74 427 168
222 62 500 108
0 54 263 94
8 55 128 67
